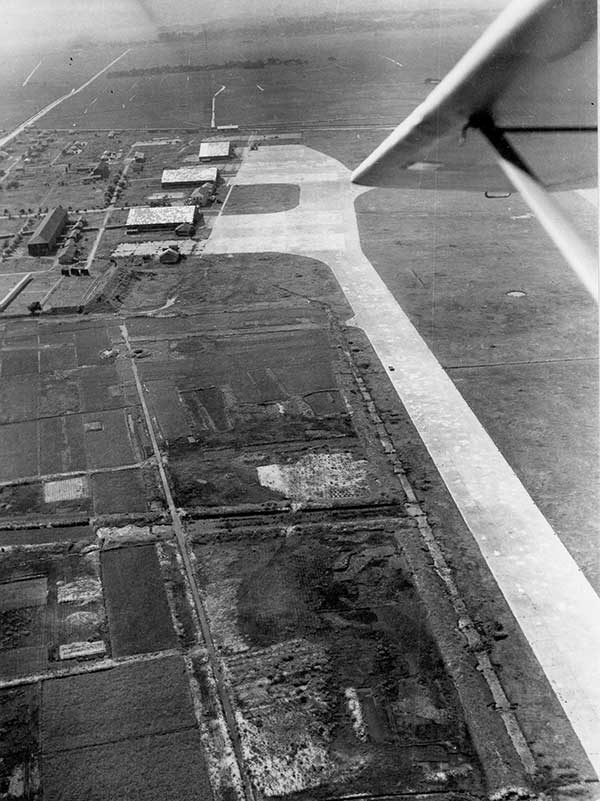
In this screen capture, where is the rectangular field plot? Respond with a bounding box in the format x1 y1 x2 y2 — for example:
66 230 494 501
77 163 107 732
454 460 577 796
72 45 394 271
41 656 195 753
145 380 190 442
0 348 38 378
90 469 149 515
0 421 38 481
0 547 105 679
39 344 78 373
0 526 93 547
0 683 41 799
101 545 177 657
191 518 483 799
43 476 89 503
138 326 355 449
1 583 49 675
0 376 39 424
74 326 112 367
39 414 87 476
42 727 212 801
129 312 400 507
82 409 136 469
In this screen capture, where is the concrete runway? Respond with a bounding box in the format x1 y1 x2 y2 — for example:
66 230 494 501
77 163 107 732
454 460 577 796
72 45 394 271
205 144 600 777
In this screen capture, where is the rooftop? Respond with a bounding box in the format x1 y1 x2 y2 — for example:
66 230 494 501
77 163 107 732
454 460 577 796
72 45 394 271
199 141 231 160
162 167 218 185
28 206 68 246
126 206 196 227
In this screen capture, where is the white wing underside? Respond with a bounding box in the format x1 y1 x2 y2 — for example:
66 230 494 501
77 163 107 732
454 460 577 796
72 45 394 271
351 0 598 300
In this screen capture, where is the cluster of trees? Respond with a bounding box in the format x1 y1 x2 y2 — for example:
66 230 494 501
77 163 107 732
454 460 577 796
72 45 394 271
104 169 128 207
109 55 307 79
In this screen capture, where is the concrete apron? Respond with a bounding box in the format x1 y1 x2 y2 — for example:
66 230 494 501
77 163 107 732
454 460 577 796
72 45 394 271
204 144 600 783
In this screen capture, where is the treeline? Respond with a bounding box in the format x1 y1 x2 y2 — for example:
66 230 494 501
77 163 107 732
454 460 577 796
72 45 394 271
109 56 307 79
150 9 490 43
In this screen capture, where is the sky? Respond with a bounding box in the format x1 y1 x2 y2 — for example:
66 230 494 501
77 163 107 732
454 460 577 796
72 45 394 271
2 0 506 54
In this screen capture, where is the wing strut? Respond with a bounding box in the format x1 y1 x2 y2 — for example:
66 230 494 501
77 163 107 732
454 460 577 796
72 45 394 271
471 114 598 302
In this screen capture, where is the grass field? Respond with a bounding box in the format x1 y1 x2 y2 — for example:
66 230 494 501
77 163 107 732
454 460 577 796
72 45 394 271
224 183 300 214
0 11 496 136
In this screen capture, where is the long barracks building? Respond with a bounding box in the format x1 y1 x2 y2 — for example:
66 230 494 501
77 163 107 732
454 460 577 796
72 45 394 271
27 207 68 257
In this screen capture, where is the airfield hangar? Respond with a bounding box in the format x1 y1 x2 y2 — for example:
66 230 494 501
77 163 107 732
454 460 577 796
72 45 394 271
198 141 231 161
161 167 219 187
28 206 68 256
126 205 199 232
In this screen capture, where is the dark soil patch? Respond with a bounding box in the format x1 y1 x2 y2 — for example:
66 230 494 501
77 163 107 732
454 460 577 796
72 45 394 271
168 447 283 508
0 525 93 547
194 524 483 798
42 656 194 752
101 544 177 657
42 727 213 801
91 469 148 515
0 683 40 798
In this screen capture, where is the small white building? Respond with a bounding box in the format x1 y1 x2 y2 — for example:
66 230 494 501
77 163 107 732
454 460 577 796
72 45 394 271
198 141 231 161
161 167 218 187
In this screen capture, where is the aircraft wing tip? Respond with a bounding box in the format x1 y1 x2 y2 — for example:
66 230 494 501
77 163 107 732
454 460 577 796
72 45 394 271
351 164 373 186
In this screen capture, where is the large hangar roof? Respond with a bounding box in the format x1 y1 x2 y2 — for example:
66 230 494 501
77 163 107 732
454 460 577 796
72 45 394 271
198 141 231 160
29 206 68 246
126 206 196 227
161 167 218 185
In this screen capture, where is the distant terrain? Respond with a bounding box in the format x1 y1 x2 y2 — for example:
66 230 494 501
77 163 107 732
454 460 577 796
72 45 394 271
1 9 496 134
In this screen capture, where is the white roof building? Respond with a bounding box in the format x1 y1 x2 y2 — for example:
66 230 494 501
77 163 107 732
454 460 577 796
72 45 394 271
161 167 219 186
198 141 231 161
126 206 196 228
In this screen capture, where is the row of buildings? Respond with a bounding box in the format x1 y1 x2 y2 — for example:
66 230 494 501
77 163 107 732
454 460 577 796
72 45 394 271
26 140 232 257
125 142 231 234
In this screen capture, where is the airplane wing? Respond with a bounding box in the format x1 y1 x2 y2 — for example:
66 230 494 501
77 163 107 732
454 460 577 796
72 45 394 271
351 0 598 300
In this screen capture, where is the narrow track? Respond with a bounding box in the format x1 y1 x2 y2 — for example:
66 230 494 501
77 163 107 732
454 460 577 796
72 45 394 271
120 320 255 801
